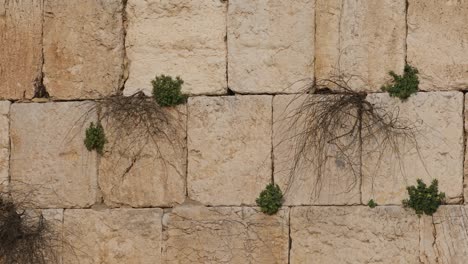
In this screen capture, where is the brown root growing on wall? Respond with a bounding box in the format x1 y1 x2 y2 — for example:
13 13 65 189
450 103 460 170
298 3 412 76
280 76 420 200
0 193 60 264
78 91 185 170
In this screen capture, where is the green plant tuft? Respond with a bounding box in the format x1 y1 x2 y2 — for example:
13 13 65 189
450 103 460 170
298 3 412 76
367 199 377 208
381 64 419 100
402 179 445 216
84 122 106 154
256 183 283 215
151 75 187 107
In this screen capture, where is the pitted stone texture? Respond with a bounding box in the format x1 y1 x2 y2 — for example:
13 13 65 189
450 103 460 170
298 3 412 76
43 0 125 99
124 0 226 96
162 206 289 264
408 0 468 91
228 0 314 94
420 206 468 264
0 102 10 187
63 209 162 264
362 92 464 205
187 96 272 206
273 95 360 205
290 206 420 263
99 106 186 207
10 102 98 208
315 0 406 91
0 0 43 99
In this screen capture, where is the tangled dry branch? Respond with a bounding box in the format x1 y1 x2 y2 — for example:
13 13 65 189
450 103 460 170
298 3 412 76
0 192 60 264
77 91 185 171
281 76 420 199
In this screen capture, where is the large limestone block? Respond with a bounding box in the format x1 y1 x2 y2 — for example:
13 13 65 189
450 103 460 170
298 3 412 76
99 105 186 207
63 209 162 264
43 0 125 99
273 95 360 205
290 206 420 263
187 96 272 206
362 92 464 204
420 206 468 263
228 0 314 94
408 0 468 91
124 0 226 96
315 0 406 91
0 0 43 99
10 102 98 208
0 101 10 187
162 206 289 263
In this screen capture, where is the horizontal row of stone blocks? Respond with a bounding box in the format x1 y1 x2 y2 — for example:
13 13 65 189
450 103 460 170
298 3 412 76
0 91 465 208
0 0 467 99
40 205 468 263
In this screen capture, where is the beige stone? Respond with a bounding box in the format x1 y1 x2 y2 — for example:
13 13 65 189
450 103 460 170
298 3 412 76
408 0 468 91
10 102 98 208
124 0 226 96
0 0 43 99
187 96 272 206
162 206 289 264
43 0 125 99
315 0 406 91
0 101 10 187
99 105 186 207
273 94 360 205
290 206 420 263
63 209 162 264
420 206 468 264
362 92 464 205
228 0 314 94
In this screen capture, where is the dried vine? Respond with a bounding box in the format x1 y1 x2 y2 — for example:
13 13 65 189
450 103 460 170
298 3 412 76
77 91 185 173
279 76 420 200
0 192 61 264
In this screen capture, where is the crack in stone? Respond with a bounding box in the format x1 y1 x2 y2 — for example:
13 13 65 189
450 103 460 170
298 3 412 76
431 215 441 263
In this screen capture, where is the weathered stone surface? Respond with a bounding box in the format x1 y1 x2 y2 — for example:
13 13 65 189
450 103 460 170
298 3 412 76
315 0 406 91
187 96 272 206
99 105 186 207
273 95 360 205
0 101 10 187
43 0 125 99
10 102 98 208
162 206 289 263
0 0 43 99
362 92 464 205
420 206 468 263
63 209 162 264
290 206 420 263
408 0 468 91
124 0 226 96
228 0 314 94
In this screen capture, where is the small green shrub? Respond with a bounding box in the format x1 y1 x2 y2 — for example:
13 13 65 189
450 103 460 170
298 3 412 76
151 75 187 107
367 199 377 208
84 122 106 154
402 179 445 216
381 64 419 100
256 183 283 215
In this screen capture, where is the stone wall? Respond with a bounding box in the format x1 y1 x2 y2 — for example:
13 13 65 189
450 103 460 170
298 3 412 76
0 0 467 263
